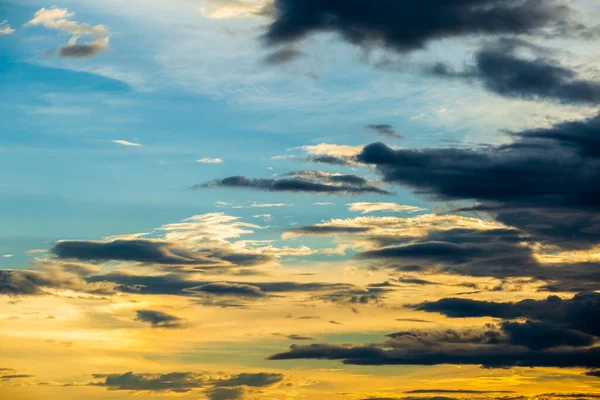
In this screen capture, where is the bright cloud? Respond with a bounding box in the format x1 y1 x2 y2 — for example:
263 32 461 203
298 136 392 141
26 7 109 57
111 140 141 147
197 157 223 164
348 202 426 214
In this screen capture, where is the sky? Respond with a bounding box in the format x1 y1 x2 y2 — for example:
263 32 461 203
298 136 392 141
2 0 600 399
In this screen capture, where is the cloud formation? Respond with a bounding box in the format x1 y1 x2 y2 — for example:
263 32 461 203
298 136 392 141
433 39 600 105
135 309 186 329
357 112 600 249
197 171 390 195
264 0 575 53
348 202 425 214
0 20 15 35
365 124 403 139
26 7 110 58
111 140 141 147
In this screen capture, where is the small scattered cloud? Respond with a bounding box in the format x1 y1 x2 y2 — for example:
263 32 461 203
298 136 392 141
263 48 304 65
197 158 224 164
135 310 186 329
364 124 403 139
0 20 15 35
111 140 141 147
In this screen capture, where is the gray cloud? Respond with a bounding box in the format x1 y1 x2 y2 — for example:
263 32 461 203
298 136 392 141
365 124 403 139
135 309 186 329
264 0 575 53
196 171 390 195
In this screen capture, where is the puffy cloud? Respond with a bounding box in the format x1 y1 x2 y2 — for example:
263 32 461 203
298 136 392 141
26 7 110 58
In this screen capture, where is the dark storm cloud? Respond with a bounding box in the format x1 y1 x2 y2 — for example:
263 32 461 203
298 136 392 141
196 172 390 195
357 112 600 249
135 310 186 329
263 48 304 65
268 340 600 368
264 0 574 53
365 124 403 139
267 292 600 371
413 292 600 337
51 239 274 268
432 39 600 104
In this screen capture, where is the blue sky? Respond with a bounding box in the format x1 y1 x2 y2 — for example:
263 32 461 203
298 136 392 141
2 2 600 399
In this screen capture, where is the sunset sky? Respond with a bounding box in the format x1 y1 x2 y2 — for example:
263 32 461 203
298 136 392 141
2 1 600 399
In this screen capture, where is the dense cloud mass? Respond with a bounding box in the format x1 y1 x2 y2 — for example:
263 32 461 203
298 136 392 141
413 292 600 337
0 269 115 296
357 112 600 249
90 371 283 397
264 0 574 52
86 272 356 298
268 292 600 372
197 171 390 195
432 39 600 104
51 239 274 268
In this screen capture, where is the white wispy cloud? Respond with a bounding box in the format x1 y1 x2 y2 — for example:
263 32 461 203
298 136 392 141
197 158 223 164
0 20 15 35
348 202 426 214
111 140 141 147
